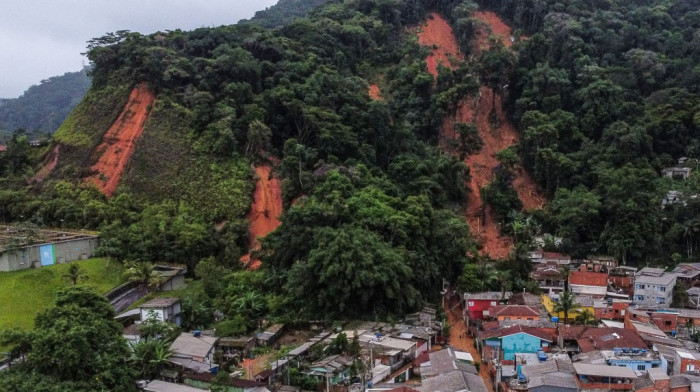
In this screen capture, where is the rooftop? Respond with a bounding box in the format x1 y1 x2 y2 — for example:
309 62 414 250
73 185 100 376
576 328 647 353
479 325 554 341
488 305 540 318
636 267 676 285
573 363 638 379
145 380 205 392
140 297 180 308
464 291 511 301
170 333 218 358
569 271 608 287
418 369 487 392
0 224 97 251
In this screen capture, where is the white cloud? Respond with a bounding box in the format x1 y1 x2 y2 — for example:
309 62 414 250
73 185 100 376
0 0 278 98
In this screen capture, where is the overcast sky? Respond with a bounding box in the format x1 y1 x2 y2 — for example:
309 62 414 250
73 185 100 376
0 0 279 98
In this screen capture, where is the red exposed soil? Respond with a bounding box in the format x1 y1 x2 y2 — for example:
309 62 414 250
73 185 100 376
240 165 283 270
86 83 155 196
418 13 545 259
472 11 513 50
368 84 382 100
29 145 60 184
418 13 462 76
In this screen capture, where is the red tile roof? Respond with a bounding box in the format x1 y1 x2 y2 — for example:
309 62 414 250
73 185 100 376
576 327 647 352
542 252 571 260
479 325 554 342
558 325 589 340
489 305 540 318
0 145 6 152
569 271 608 287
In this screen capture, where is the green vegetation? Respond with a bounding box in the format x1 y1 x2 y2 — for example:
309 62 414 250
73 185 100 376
241 0 331 28
0 286 136 392
0 68 91 141
0 258 124 331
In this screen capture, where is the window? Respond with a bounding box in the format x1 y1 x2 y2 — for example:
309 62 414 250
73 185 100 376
468 301 474 307
660 287 666 292
621 310 626 316
652 364 659 368
491 301 497 306
637 365 646 371
665 321 672 326
657 297 666 304
688 364 696 372
527 318 534 321
636 295 645 301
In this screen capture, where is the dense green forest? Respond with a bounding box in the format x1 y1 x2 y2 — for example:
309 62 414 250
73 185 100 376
241 0 332 28
0 68 91 141
2 0 700 388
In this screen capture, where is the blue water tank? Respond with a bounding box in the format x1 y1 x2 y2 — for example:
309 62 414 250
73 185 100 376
193 330 201 337
552 317 559 323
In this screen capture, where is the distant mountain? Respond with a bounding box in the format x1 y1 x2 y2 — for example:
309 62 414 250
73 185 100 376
240 0 331 28
0 68 91 140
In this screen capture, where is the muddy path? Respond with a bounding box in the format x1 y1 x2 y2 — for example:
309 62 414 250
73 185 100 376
86 83 155 196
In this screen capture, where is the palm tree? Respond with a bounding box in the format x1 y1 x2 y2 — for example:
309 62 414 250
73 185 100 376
476 260 498 292
149 339 174 377
574 309 598 326
124 261 163 291
553 291 581 324
495 270 511 301
558 265 572 292
62 263 88 285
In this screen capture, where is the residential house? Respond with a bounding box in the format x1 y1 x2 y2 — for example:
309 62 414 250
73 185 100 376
304 355 354 385
581 255 618 272
673 263 700 288
530 250 571 265
531 263 566 295
576 327 647 353
478 325 555 360
182 373 271 392
507 359 578 392
139 297 182 326
144 380 208 392
634 267 677 308
594 300 629 321
509 292 542 306
634 367 671 392
568 271 608 298
573 348 664 373
557 325 588 352
256 324 284 346
674 349 700 375
359 333 417 372
464 292 511 323
219 336 256 361
573 363 637 390
663 166 692 179
418 349 487 392
651 309 679 333
169 332 219 373
541 294 595 323
486 305 541 323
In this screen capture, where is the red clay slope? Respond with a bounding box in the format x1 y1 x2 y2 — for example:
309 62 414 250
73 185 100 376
240 165 283 270
418 13 544 259
473 10 514 50
418 14 462 74
369 84 382 100
86 83 155 196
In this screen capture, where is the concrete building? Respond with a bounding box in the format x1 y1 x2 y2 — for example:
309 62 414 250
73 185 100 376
169 332 219 373
568 271 608 298
634 267 676 308
0 229 98 272
139 297 182 326
674 349 700 375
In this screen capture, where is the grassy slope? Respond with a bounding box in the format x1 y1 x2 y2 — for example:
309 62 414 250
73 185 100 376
122 99 254 222
0 258 125 331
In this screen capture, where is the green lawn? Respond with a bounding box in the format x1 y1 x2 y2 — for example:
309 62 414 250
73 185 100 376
0 258 126 331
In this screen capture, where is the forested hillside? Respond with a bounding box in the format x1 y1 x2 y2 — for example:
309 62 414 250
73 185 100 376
0 68 91 141
2 0 700 388
240 0 331 28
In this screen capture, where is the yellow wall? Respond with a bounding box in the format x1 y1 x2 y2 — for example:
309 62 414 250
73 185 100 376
540 294 594 322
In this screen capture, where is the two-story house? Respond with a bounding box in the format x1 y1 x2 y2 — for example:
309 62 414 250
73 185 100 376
634 267 676 308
